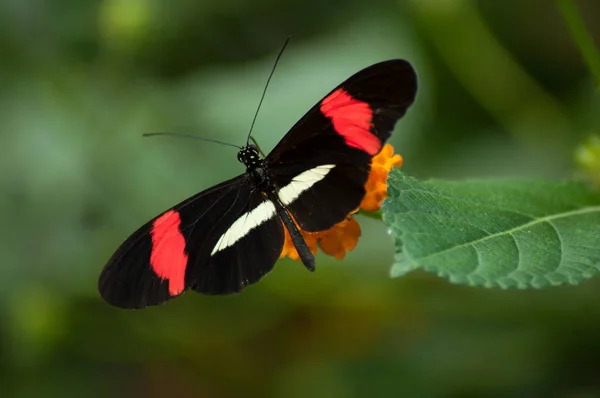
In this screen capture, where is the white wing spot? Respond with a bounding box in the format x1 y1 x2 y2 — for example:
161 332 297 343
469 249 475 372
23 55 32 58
211 200 277 255
278 164 335 206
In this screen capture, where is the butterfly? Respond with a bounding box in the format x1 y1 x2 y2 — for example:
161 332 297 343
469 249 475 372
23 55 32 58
99 59 417 308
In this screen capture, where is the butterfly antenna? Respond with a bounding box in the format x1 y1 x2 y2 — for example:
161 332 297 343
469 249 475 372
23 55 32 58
249 136 266 157
143 132 242 149
245 37 290 147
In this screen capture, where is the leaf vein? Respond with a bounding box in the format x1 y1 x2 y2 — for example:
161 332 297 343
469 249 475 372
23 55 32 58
407 206 600 264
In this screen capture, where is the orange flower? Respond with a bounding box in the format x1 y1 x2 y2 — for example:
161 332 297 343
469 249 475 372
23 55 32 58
360 144 403 212
280 216 361 262
280 144 401 261
317 216 361 260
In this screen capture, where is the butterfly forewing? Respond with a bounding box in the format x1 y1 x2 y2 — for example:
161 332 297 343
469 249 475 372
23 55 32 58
99 175 287 308
267 59 417 163
266 59 417 232
99 176 235 308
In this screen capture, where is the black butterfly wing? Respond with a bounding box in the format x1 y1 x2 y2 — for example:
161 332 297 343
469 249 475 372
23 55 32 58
266 59 417 232
188 183 284 295
99 175 284 308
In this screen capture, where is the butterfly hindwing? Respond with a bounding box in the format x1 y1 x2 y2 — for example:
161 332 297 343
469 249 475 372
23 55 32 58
268 160 371 232
187 184 284 295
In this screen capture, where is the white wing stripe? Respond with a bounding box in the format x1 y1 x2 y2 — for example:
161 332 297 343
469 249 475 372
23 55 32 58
211 200 276 255
210 164 335 256
278 164 335 206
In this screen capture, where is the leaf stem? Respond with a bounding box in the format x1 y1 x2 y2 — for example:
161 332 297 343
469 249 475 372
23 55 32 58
557 0 600 90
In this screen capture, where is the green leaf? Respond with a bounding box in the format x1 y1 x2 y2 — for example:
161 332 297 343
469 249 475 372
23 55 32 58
382 169 600 288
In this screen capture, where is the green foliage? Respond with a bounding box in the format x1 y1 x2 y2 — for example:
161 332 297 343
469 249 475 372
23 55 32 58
383 169 600 288
557 0 600 90
576 134 600 185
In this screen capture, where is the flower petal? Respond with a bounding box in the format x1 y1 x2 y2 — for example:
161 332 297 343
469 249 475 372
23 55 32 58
360 144 402 212
318 217 361 260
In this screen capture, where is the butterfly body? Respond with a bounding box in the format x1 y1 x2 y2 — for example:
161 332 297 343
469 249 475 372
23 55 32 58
99 59 418 309
238 145 271 192
237 144 316 270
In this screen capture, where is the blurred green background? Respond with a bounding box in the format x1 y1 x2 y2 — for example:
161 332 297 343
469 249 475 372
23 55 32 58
1 0 600 397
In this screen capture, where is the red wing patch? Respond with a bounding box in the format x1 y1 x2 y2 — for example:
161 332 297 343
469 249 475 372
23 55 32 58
150 210 188 296
320 88 381 155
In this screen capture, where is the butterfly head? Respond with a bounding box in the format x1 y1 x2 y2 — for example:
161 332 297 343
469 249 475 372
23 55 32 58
237 145 262 169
